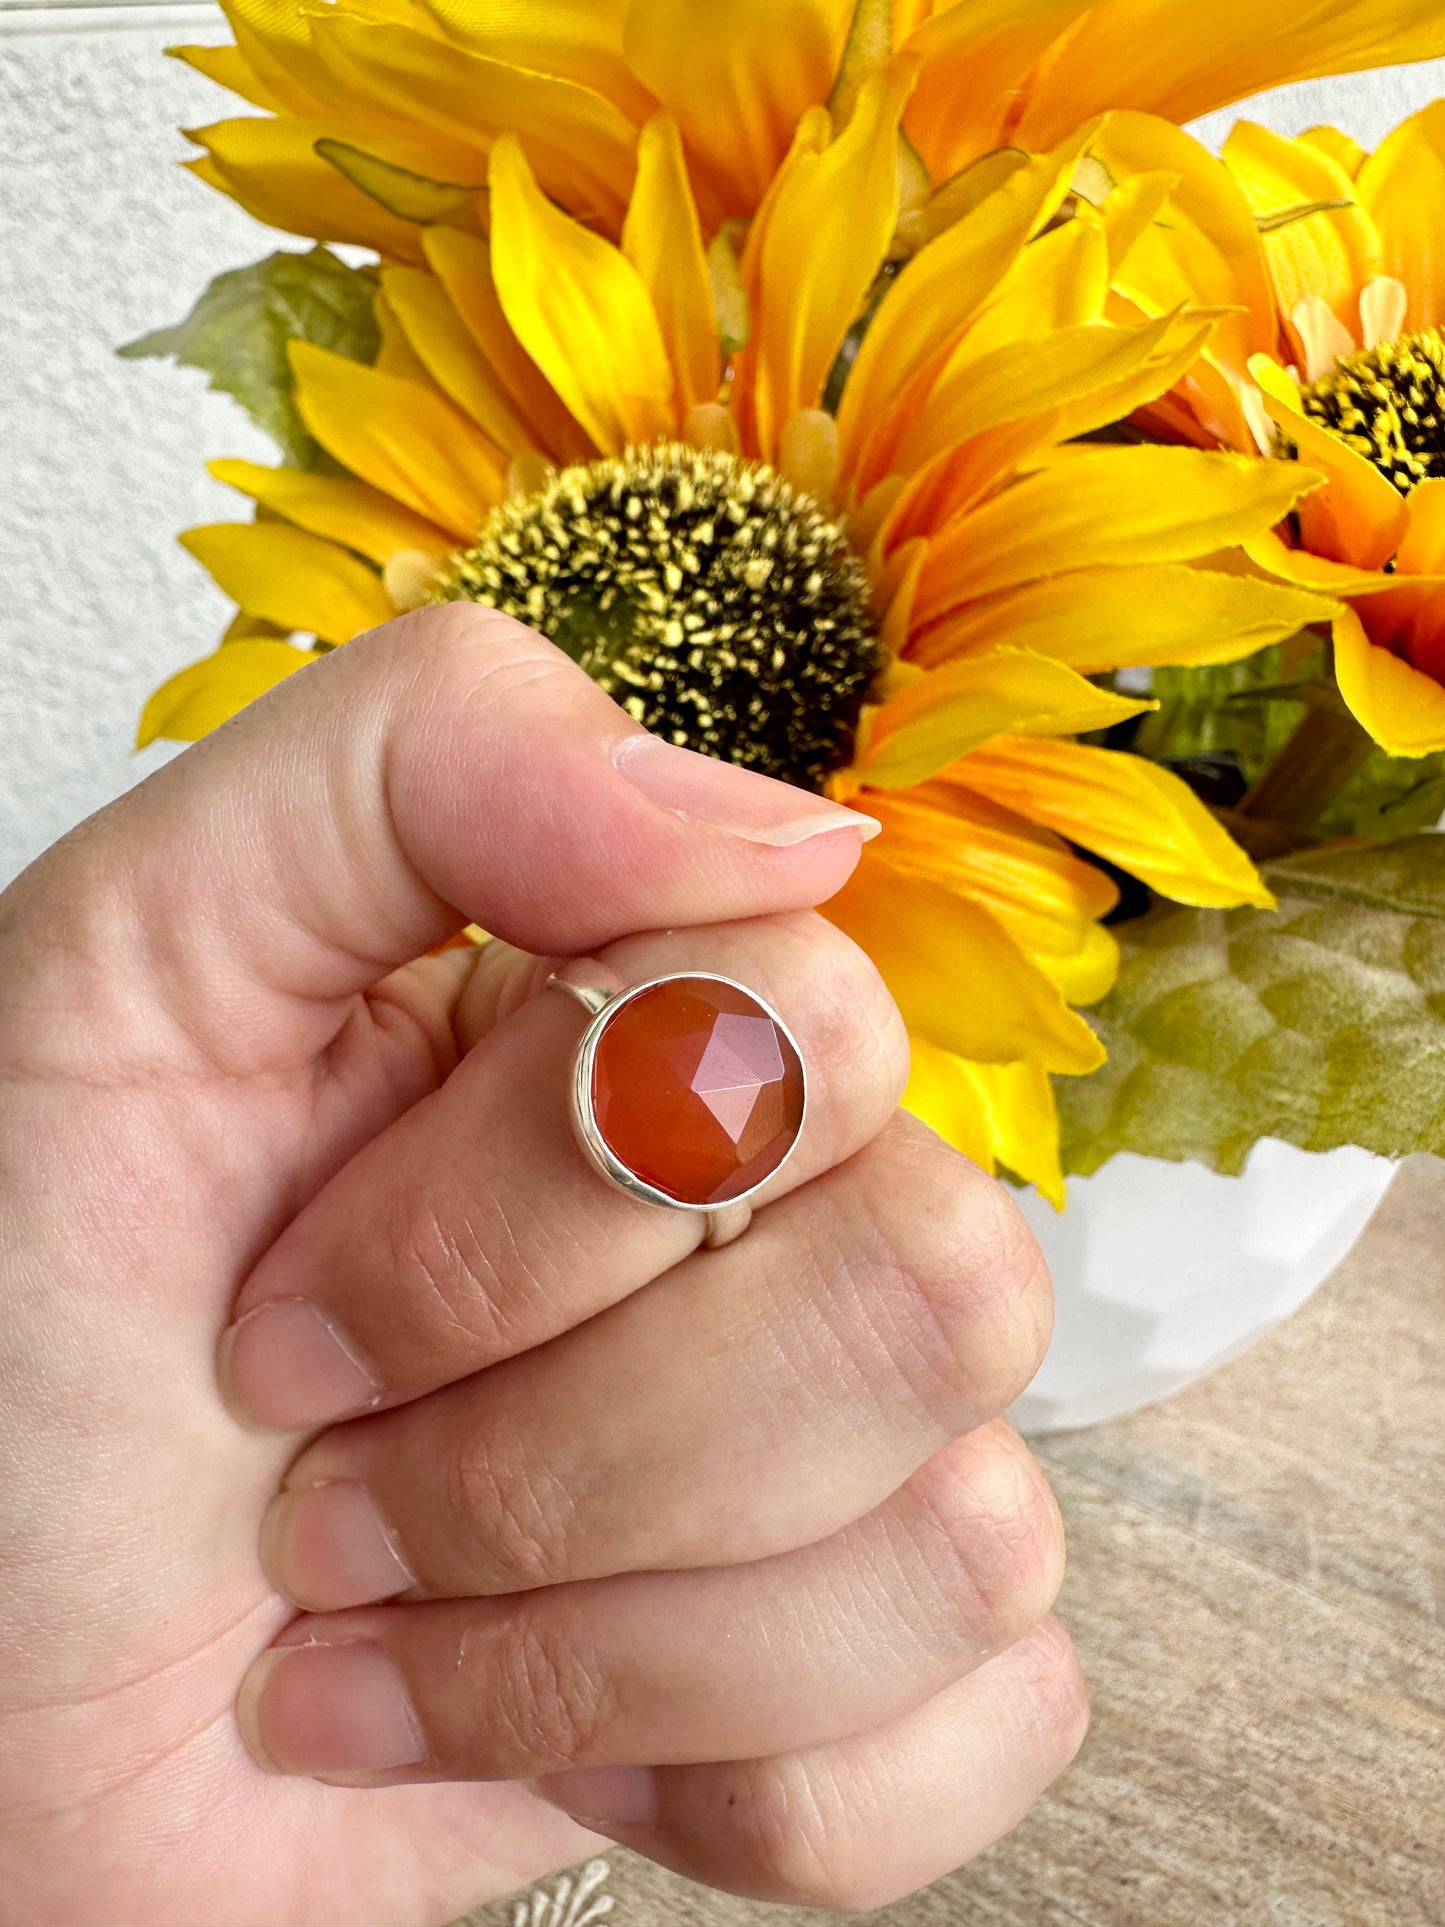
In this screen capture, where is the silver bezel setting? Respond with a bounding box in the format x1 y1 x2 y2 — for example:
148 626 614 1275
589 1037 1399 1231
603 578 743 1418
566 970 808 1216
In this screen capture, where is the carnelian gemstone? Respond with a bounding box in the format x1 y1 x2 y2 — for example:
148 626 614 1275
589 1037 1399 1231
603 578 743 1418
591 977 805 1206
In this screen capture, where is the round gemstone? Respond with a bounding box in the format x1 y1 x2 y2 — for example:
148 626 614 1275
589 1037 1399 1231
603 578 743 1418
590 976 805 1206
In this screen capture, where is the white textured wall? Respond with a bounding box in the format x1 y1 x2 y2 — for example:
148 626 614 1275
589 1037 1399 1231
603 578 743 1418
1 4 1443 888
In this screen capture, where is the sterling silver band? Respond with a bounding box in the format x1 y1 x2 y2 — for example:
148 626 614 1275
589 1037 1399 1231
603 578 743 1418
547 959 804 1251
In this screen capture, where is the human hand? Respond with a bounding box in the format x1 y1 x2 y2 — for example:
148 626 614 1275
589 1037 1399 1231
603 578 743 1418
0 606 1085 1927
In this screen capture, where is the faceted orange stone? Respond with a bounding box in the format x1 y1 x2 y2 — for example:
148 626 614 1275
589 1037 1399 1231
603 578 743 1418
591 977 805 1206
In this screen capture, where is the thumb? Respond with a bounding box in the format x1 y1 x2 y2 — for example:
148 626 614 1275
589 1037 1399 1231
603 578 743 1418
11 605 877 1071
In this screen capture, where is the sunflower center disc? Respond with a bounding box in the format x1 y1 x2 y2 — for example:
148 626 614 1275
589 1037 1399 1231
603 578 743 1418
1301 326 1445 493
590 977 805 1206
434 443 879 790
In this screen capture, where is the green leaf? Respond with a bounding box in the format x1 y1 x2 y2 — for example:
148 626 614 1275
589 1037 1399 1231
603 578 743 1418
1313 744 1445 840
1256 198 1353 235
1056 833 1445 1175
706 224 751 357
828 0 892 121
119 246 380 467
1126 643 1319 778
315 140 475 224
1126 645 1445 840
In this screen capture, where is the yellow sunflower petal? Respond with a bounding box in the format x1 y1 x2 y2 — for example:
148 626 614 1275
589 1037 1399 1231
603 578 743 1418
901 0 1093 183
851 649 1151 791
219 610 287 643
1094 168 1177 273
736 60 913 459
488 134 674 454
914 445 1321 622
207 458 451 564
1302 125 1368 180
167 41 290 113
952 217 1112 368
421 227 590 464
825 846 1105 1074
137 637 323 748
880 312 1216 548
911 562 1338 673
868 785 1122 1004
1356 100 1445 331
623 0 852 214
1094 112 1277 379
372 288 431 382
1333 602 1445 757
959 736 1275 908
308 12 639 229
289 342 506 538
380 263 544 455
837 127 1092 486
422 0 655 123
903 1035 997 1172
1221 121 1380 349
179 522 395 643
622 115 719 419
891 309 1179 477
1248 352 1409 569
1014 3 1445 149
1246 527 1400 595
906 1041 1067 1207
1045 314 1232 446
218 0 337 116
185 117 426 259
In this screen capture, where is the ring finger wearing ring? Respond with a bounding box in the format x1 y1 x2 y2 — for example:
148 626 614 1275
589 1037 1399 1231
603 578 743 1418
547 959 808 1250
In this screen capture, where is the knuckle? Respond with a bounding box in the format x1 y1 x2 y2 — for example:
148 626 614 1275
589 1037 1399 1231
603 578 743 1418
374 596 543 671
778 912 911 1111
849 1120 1054 1426
1014 1615 1091 1771
726 1760 877 1913
448 1422 576 1593
490 1605 615 1772
908 1427 1067 1650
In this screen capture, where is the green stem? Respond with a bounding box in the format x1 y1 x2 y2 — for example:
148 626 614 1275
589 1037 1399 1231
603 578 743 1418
1237 702 1376 833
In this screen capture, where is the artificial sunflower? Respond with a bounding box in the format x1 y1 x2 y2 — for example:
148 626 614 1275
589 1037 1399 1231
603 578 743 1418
1098 105 1445 759
144 99 1336 1200
175 0 1445 265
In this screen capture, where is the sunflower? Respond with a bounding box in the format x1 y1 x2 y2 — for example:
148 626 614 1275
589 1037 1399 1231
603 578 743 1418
1096 104 1445 759
175 0 1445 265
145 99 1334 1200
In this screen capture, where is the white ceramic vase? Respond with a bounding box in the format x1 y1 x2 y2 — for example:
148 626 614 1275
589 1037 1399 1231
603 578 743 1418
1008 1139 1396 1435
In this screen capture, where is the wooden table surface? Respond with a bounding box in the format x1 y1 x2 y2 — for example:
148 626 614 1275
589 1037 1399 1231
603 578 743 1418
466 1158 1445 1927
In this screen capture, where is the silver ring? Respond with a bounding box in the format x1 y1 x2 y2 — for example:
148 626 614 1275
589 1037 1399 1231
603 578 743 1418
547 959 808 1250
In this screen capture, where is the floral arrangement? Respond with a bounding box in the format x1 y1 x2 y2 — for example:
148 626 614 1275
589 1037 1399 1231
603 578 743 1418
124 0 1445 1205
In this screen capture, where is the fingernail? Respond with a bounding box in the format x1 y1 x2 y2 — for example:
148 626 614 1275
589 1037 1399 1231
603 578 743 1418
534 1765 659 1830
614 734 880 847
219 1298 380 1432
261 1481 414 1611
238 1642 425 1777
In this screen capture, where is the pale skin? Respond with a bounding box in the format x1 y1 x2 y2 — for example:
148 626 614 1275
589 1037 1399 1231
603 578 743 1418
0 605 1087 1927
